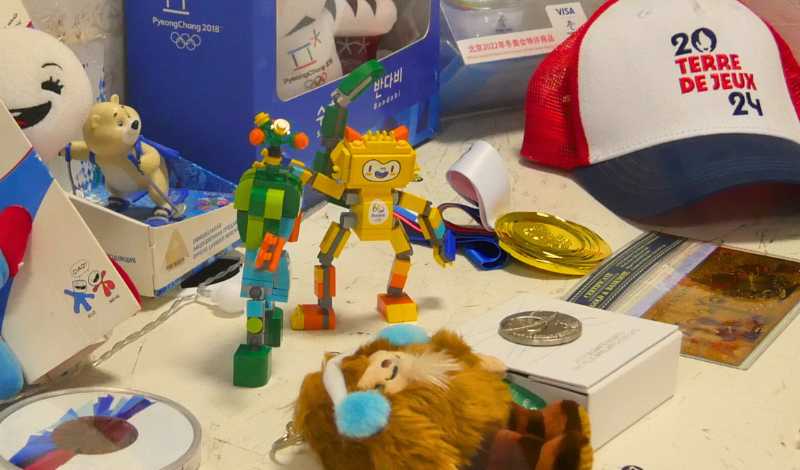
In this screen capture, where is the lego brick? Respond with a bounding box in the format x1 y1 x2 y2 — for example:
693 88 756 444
320 105 349 140
254 112 270 127
237 211 248 244
444 231 457 262
264 189 285 220
389 273 407 290
241 285 265 301
243 265 276 284
314 266 335 299
338 60 386 101
245 216 264 251
332 230 351 258
233 345 271 388
344 126 363 143
378 293 417 324
246 317 263 334
390 225 412 254
282 184 303 216
267 308 283 347
264 218 281 237
419 216 433 240
402 304 418 322
288 164 304 179
276 266 291 292
275 217 291 240
428 207 443 228
327 266 336 297
320 223 341 255
392 126 410 142
247 300 263 319
249 187 267 218
354 227 391 242
234 169 256 211
398 192 428 214
314 150 332 175
289 214 302 243
434 221 446 240
312 174 346 200
272 288 289 303
292 305 336 331
244 248 257 263
392 258 412 277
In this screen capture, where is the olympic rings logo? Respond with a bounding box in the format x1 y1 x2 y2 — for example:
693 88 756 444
171 32 202 51
305 73 327 90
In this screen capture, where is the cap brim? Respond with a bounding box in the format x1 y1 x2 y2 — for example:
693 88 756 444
574 134 800 219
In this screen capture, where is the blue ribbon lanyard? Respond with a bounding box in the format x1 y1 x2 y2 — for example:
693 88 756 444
394 203 510 271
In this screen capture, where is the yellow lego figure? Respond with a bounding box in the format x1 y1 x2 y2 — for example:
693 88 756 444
292 126 456 330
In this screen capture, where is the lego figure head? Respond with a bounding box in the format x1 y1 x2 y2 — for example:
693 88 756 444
331 126 420 190
362 159 400 182
0 27 93 161
72 280 88 293
82 95 142 156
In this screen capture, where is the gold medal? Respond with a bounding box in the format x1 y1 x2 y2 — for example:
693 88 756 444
495 212 611 275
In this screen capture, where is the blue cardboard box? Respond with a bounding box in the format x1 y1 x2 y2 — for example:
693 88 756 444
126 0 439 196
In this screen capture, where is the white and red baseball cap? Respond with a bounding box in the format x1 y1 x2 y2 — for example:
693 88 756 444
521 0 800 219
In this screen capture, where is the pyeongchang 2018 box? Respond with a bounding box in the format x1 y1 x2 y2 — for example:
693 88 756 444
126 0 439 196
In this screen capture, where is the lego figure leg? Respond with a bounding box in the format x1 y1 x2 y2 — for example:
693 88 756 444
378 222 417 323
234 249 285 388
292 221 350 331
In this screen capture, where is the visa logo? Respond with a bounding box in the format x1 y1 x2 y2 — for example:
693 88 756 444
556 7 576 15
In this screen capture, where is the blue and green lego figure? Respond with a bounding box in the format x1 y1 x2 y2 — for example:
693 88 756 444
232 113 308 388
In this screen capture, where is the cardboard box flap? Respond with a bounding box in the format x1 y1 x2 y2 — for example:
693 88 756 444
0 101 140 383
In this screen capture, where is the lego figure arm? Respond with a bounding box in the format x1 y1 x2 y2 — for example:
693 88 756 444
59 141 92 161
287 160 346 200
396 192 455 268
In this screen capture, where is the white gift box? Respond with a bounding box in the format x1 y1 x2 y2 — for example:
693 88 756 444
459 294 682 448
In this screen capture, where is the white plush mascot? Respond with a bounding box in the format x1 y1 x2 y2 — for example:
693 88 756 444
0 27 93 399
276 0 398 100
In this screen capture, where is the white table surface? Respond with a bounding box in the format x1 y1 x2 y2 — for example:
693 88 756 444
31 110 800 470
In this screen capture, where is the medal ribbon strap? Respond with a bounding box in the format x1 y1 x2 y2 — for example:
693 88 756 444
395 204 509 271
394 141 514 270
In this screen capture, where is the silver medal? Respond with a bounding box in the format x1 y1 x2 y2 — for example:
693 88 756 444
499 311 582 346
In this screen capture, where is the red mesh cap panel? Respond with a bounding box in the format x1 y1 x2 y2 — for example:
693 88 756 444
521 0 623 169
765 23 800 123
521 32 584 169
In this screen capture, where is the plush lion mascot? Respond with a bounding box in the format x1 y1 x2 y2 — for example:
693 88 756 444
293 325 593 470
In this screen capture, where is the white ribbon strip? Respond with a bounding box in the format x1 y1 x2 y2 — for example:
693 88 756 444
446 141 511 231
